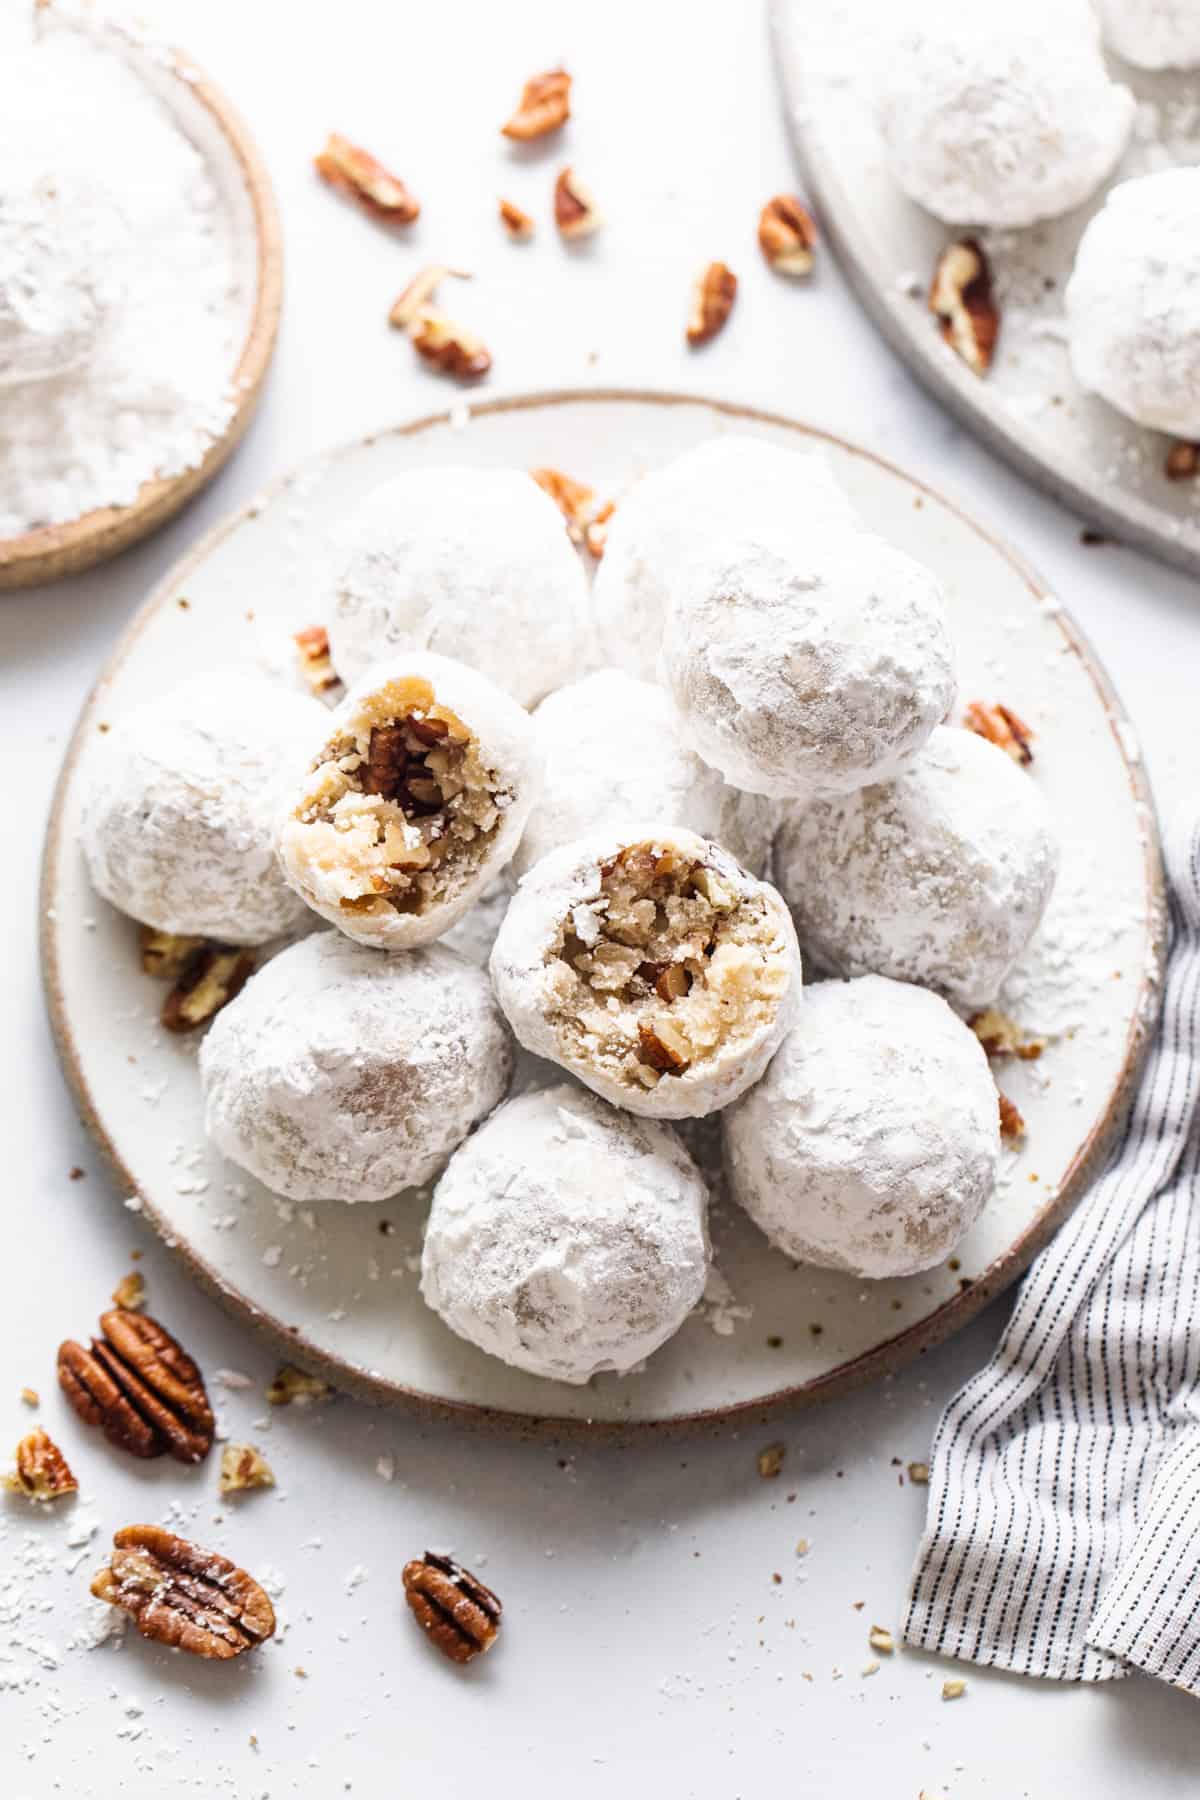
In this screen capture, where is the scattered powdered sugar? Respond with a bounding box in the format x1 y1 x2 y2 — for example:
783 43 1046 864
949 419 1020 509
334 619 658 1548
0 9 245 537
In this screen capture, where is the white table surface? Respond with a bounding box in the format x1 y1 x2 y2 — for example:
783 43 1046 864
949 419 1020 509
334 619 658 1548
3 2 1199 1794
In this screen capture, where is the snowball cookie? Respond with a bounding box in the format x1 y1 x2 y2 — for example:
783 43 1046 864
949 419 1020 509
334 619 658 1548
1065 170 1200 436
79 672 326 946
200 933 511 1204
593 437 860 682
1095 0 1200 69
420 1084 710 1382
0 167 128 387
514 669 777 881
491 825 801 1120
661 528 955 802
873 0 1134 228
324 468 589 707
724 976 1000 1280
277 652 541 951
776 726 1059 1010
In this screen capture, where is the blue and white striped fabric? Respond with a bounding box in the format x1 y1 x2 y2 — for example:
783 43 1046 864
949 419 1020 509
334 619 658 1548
904 813 1200 1690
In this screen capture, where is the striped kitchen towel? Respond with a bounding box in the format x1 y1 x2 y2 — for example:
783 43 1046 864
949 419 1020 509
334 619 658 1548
904 812 1200 1689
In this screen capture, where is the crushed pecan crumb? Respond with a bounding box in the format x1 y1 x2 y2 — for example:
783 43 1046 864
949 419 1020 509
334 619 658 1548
930 239 999 376
553 167 602 240
266 1364 332 1407
219 1444 276 1496
20 1387 38 1407
687 261 737 345
161 944 254 1034
408 306 492 381
1165 441 1199 480
294 625 342 699
998 1091 1026 1143
529 466 613 557
502 67 571 140
907 1461 930 1485
315 133 419 224
968 1008 1046 1062
57 1309 214 1463
963 699 1034 765
139 925 205 981
402 1552 502 1663
498 196 535 239
91 1525 275 1659
942 1678 967 1700
4 1428 77 1502
868 1624 895 1654
111 1271 146 1311
758 195 817 276
757 1443 786 1479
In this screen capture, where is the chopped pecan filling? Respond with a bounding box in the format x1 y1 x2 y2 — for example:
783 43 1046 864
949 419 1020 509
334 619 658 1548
549 845 780 1090
294 688 510 920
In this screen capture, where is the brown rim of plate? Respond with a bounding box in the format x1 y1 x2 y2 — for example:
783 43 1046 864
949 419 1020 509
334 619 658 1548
38 388 1169 1441
0 17 283 593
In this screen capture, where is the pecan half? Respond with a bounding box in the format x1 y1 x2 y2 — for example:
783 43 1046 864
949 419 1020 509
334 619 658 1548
294 624 343 700
758 195 817 276
139 925 205 981
501 67 571 141
91 1525 275 1660
4 1428 77 1502
1165 441 1199 480
498 197 534 240
408 306 492 381
930 239 998 376
58 1309 214 1464
266 1364 332 1407
315 133 419 224
402 1552 502 1664
554 167 602 240
968 1008 1046 1062
219 1444 276 1496
161 945 254 1033
687 262 737 345
998 1090 1026 1143
962 699 1034 766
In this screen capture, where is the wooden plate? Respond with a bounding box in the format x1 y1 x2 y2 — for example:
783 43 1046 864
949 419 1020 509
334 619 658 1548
0 10 282 592
40 389 1166 1434
770 0 1200 578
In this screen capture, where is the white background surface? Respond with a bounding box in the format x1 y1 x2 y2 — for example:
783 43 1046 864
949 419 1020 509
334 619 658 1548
3 1 1199 1794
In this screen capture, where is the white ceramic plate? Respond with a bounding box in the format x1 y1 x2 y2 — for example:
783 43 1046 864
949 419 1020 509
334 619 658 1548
771 0 1200 577
41 389 1166 1433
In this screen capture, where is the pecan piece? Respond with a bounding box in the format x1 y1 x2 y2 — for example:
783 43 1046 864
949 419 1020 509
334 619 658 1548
111 1270 146 1311
499 196 534 240
962 699 1034 766
758 195 817 276
4 1428 78 1502
161 944 254 1033
219 1444 276 1496
529 465 614 558
57 1309 214 1464
997 1090 1026 1143
266 1363 332 1407
388 264 470 331
757 1442 786 1479
637 1016 692 1075
502 67 571 141
1165 441 1199 480
930 239 998 376
139 925 205 981
91 1525 275 1660
408 306 492 381
315 132 419 224
968 1008 1045 1062
294 624 342 698
402 1552 502 1664
687 261 737 345
554 167 602 240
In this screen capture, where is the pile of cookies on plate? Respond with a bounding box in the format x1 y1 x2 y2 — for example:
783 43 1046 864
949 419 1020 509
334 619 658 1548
78 437 1059 1385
